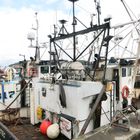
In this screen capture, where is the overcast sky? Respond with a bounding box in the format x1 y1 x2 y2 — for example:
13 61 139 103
0 0 140 66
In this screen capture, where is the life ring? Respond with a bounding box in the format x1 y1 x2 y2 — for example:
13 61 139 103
122 86 129 99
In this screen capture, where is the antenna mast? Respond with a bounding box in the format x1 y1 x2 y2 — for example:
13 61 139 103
34 12 40 62
94 0 101 25
69 0 79 61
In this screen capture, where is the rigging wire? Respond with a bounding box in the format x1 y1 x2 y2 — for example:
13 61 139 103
121 0 138 20
130 39 138 58
114 24 133 37
109 22 140 55
120 33 133 57
121 0 140 36
76 3 92 15
110 40 136 57
40 47 48 59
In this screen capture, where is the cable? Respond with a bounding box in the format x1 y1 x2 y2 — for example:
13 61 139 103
108 22 140 54
40 47 48 59
5 78 32 110
115 24 133 37
121 0 140 35
120 33 132 57
121 0 137 20
76 3 92 15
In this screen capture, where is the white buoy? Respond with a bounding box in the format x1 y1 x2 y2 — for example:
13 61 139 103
47 123 60 139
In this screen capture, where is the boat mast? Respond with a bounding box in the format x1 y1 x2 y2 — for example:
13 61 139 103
94 0 101 25
69 0 78 61
27 12 40 62
34 12 40 62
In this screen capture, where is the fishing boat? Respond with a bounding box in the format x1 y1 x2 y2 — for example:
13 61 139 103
28 0 115 139
1 0 140 140
29 0 140 139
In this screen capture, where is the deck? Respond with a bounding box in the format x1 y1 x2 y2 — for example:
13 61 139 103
0 109 140 140
0 118 68 140
74 113 140 140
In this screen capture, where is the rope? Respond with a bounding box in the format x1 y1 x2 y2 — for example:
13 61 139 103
5 78 32 110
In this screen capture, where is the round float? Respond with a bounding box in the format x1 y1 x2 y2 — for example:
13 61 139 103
47 123 60 139
40 120 52 135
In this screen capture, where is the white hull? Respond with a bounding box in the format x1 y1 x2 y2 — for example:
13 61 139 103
30 78 111 138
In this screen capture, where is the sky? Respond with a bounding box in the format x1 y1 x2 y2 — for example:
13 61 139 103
0 0 140 66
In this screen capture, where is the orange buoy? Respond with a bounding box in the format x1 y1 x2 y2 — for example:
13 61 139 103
40 120 52 135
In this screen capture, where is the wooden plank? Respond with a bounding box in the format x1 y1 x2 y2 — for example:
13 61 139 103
79 85 105 135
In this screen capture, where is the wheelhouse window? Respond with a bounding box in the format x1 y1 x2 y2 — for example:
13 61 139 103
40 66 49 74
122 68 126 77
